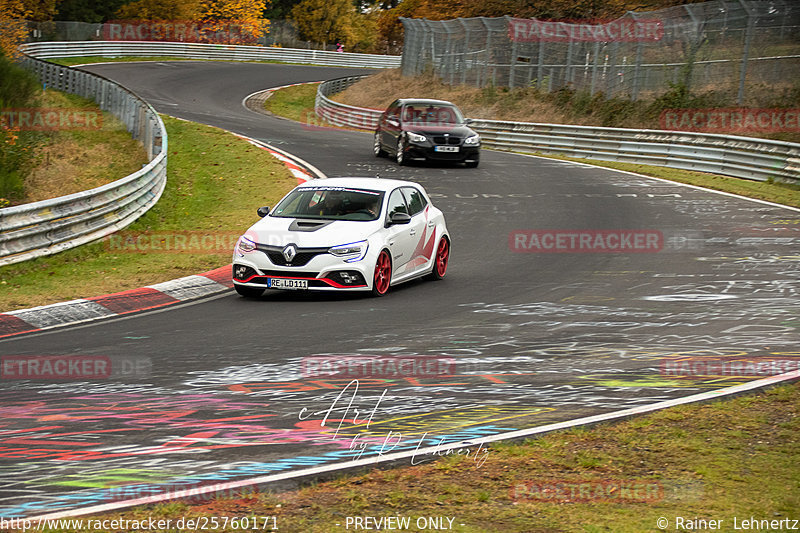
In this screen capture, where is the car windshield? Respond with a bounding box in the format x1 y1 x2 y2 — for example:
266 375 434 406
402 105 464 125
271 187 384 221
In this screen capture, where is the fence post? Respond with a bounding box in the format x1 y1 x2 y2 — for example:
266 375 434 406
737 0 755 105
632 40 644 101
590 42 601 96
536 39 545 90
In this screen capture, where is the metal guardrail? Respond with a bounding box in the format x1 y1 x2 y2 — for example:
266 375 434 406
315 75 382 130
316 76 800 184
0 48 167 266
22 41 402 69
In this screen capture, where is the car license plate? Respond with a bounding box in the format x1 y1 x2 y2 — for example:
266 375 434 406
435 146 459 152
268 278 308 290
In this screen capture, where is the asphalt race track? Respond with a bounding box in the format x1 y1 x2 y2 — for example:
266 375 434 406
1 61 798 518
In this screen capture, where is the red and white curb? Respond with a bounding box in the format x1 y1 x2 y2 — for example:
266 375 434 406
0 266 234 339
0 132 323 339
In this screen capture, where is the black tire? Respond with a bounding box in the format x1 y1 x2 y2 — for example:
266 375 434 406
234 284 264 298
373 132 387 157
396 137 407 166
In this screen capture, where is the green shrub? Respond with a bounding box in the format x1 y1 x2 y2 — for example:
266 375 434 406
0 50 44 203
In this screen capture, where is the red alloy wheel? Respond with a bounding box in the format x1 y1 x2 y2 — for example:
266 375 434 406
435 237 449 278
372 250 392 295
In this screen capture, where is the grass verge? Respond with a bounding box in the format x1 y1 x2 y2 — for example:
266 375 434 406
59 383 800 532
20 89 148 204
262 82 319 123
0 116 296 312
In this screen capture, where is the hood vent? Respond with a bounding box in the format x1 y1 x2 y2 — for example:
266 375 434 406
289 219 334 232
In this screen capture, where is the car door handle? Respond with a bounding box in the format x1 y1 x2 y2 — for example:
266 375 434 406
409 229 417 236
427 221 435 227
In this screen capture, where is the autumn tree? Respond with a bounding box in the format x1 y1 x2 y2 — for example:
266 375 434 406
19 0 57 21
58 0 130 23
0 0 30 58
289 0 360 50
198 0 269 40
116 0 203 21
376 0 462 54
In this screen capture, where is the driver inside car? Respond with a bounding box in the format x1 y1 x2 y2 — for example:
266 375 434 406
318 190 348 216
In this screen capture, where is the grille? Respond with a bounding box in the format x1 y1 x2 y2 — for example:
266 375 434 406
433 136 461 145
260 270 319 278
257 244 328 267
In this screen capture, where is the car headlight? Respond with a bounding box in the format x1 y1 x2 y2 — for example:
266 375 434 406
236 236 256 255
407 132 427 143
464 134 480 145
329 240 369 262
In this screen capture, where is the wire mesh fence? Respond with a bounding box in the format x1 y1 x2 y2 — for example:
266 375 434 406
400 0 800 102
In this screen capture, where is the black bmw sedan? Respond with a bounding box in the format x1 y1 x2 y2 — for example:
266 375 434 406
373 98 481 168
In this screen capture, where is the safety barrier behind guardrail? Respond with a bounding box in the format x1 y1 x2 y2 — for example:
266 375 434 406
316 76 800 184
0 48 167 266
22 41 401 69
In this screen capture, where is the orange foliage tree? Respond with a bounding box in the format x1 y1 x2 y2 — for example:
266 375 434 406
0 0 30 58
199 0 270 44
116 0 203 21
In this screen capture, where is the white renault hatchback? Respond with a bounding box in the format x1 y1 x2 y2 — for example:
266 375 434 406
232 177 450 297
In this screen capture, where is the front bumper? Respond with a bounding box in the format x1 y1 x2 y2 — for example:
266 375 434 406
405 141 480 162
232 250 375 291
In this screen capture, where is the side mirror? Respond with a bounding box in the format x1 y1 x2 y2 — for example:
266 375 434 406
388 212 411 226
387 117 400 127
465 118 474 125
256 206 270 218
